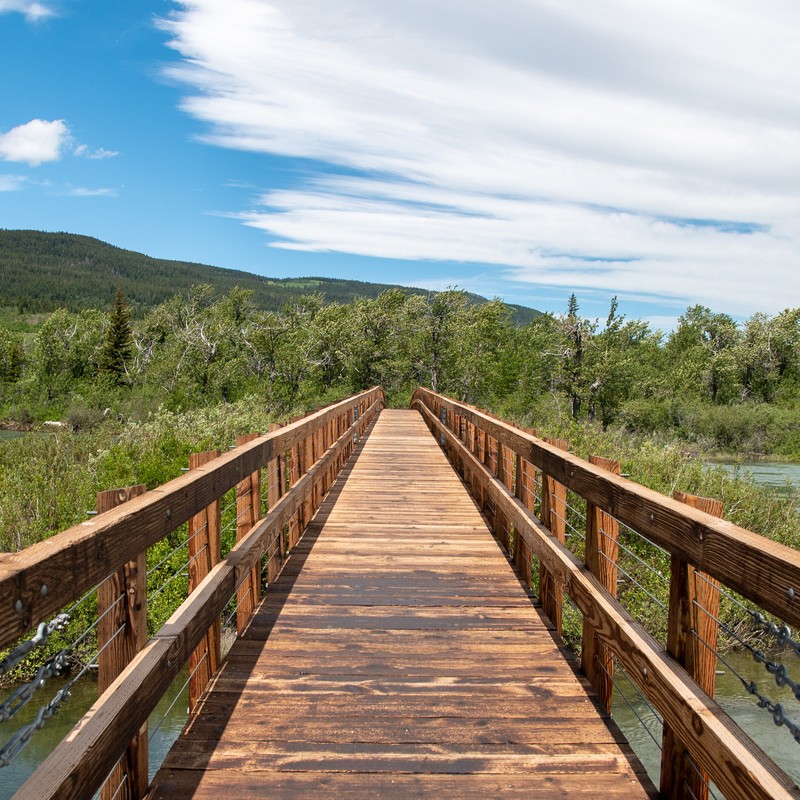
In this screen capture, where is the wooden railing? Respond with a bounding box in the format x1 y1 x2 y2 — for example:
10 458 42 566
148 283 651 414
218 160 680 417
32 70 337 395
411 387 800 800
0 387 383 800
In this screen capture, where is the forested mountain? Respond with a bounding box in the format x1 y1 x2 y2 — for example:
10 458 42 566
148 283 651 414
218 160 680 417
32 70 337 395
0 229 540 324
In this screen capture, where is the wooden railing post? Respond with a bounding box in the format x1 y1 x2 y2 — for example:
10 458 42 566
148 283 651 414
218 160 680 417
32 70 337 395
266 423 286 580
97 485 148 800
661 492 724 800
581 455 621 712
235 433 261 634
187 450 221 712
539 437 569 633
513 426 538 589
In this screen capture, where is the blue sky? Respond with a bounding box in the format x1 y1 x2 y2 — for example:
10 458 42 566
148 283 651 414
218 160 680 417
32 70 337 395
2 0 799 329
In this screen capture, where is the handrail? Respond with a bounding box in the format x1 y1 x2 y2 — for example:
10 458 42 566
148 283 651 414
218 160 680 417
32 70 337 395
411 387 799 800
0 387 383 651
412 388 800 630
5 387 384 800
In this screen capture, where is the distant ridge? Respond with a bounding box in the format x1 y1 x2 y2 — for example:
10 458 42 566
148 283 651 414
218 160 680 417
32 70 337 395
0 230 541 325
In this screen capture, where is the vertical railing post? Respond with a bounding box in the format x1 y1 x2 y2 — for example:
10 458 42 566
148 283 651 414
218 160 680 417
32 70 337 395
581 455 621 711
266 423 285 583
234 433 261 634
96 485 148 800
539 438 569 634
187 450 221 712
439 406 446 446
513 427 537 589
661 492 724 800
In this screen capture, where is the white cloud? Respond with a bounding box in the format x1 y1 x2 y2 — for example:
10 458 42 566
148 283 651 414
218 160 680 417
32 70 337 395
0 119 70 166
63 186 117 197
73 144 119 160
0 0 55 21
163 0 800 317
0 174 26 191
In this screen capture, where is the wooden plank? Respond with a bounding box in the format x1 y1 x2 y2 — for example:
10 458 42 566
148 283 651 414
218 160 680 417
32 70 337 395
149 410 653 799
235 433 261 633
539 437 568 634
0 387 384 650
661 492 725 800
188 450 222 712
582 455 621 712
411 389 800 630
96 485 148 800
13 396 384 800
419 400 797 800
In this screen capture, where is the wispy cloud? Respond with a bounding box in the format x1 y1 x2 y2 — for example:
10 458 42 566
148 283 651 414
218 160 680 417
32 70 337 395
0 174 26 191
0 0 56 22
64 186 118 197
162 0 800 316
0 119 70 166
73 145 119 160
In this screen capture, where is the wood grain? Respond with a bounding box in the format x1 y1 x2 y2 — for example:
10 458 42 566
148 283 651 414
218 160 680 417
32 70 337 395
149 410 653 799
417 398 798 800
0 387 384 650
412 388 800 630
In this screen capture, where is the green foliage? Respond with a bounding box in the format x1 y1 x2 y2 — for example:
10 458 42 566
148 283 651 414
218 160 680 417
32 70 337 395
0 229 540 324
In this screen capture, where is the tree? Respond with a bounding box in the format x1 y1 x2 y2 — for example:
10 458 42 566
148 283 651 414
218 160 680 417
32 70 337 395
99 290 133 385
0 327 24 383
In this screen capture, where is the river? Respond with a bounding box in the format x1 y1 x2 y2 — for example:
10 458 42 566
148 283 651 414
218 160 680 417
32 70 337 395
0 672 189 799
613 458 800 789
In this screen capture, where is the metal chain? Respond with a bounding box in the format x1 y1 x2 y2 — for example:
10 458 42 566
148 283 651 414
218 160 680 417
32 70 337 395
0 613 70 677
750 612 800 657
0 652 68 722
0 683 70 767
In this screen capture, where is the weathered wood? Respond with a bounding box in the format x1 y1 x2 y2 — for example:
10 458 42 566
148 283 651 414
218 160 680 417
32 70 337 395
411 388 800 632
96 485 148 800
149 411 652 799
581 456 621 712
235 433 262 633
417 400 796 800
14 395 383 800
266 423 285 584
661 492 725 800
539 437 568 633
0 387 384 650
188 450 222 712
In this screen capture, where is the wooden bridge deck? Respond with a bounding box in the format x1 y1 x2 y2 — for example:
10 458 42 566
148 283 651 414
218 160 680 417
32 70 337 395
149 410 654 798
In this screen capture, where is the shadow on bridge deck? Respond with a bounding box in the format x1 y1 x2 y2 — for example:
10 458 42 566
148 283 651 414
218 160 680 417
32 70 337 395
148 409 655 798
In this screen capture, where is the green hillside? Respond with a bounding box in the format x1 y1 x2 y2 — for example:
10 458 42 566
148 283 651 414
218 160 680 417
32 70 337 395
0 230 540 324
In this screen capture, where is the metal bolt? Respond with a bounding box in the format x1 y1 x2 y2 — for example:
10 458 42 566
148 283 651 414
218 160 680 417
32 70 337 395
14 600 23 613
166 509 172 519
789 588 796 601
40 585 48 597
649 514 654 523
642 667 648 680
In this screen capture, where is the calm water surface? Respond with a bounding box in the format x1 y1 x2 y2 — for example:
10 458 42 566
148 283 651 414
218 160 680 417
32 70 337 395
0 671 189 799
615 460 800 789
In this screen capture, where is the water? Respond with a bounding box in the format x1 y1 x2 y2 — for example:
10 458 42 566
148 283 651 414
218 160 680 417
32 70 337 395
613 459 800 791
0 671 189 799
611 649 800 790
707 459 800 496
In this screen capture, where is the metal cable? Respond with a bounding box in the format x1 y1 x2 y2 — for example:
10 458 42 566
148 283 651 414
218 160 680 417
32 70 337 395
601 527 670 587
599 550 668 611
148 650 208 743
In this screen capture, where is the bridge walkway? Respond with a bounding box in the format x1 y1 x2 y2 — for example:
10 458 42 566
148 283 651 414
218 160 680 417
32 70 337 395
148 409 654 798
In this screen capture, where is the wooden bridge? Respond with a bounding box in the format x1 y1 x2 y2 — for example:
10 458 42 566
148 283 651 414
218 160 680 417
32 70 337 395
2 388 800 799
